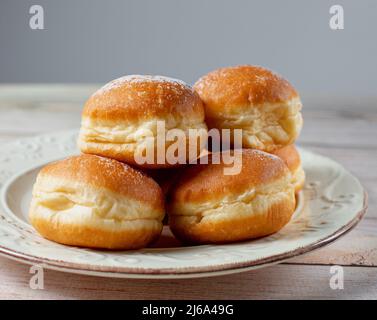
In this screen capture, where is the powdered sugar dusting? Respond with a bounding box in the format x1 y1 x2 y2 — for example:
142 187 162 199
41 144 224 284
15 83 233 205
249 149 280 161
50 154 155 196
89 154 146 179
95 75 190 95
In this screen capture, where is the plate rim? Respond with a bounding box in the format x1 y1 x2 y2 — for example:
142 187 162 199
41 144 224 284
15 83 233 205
0 191 368 279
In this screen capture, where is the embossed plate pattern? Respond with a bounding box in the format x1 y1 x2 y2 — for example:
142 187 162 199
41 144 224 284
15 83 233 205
0 130 367 278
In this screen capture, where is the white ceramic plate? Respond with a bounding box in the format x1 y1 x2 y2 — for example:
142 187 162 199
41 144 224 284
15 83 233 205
0 130 367 279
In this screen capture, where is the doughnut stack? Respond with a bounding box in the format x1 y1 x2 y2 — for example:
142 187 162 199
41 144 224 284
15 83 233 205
29 66 304 249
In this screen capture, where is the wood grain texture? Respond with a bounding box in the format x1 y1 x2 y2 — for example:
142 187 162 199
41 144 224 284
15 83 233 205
0 257 376 300
0 85 376 299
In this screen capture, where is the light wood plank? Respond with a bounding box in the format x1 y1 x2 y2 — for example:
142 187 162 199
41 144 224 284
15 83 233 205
0 257 375 300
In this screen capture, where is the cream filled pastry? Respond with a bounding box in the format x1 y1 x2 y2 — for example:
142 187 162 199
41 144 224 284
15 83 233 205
168 149 296 244
29 154 165 249
194 65 303 152
78 75 208 168
272 144 305 193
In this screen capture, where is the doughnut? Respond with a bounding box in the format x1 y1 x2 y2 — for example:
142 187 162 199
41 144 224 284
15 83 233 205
29 154 165 249
194 65 303 152
78 75 208 168
168 149 296 244
272 144 305 193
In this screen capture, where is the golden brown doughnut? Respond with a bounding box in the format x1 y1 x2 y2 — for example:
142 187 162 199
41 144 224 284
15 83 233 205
194 65 303 152
78 75 208 168
168 149 296 244
29 154 165 249
272 144 305 193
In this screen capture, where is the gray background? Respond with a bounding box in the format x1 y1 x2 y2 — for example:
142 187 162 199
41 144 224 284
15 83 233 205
0 0 376 95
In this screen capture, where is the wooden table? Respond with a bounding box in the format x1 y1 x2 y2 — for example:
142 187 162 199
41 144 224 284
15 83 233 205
0 85 376 300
